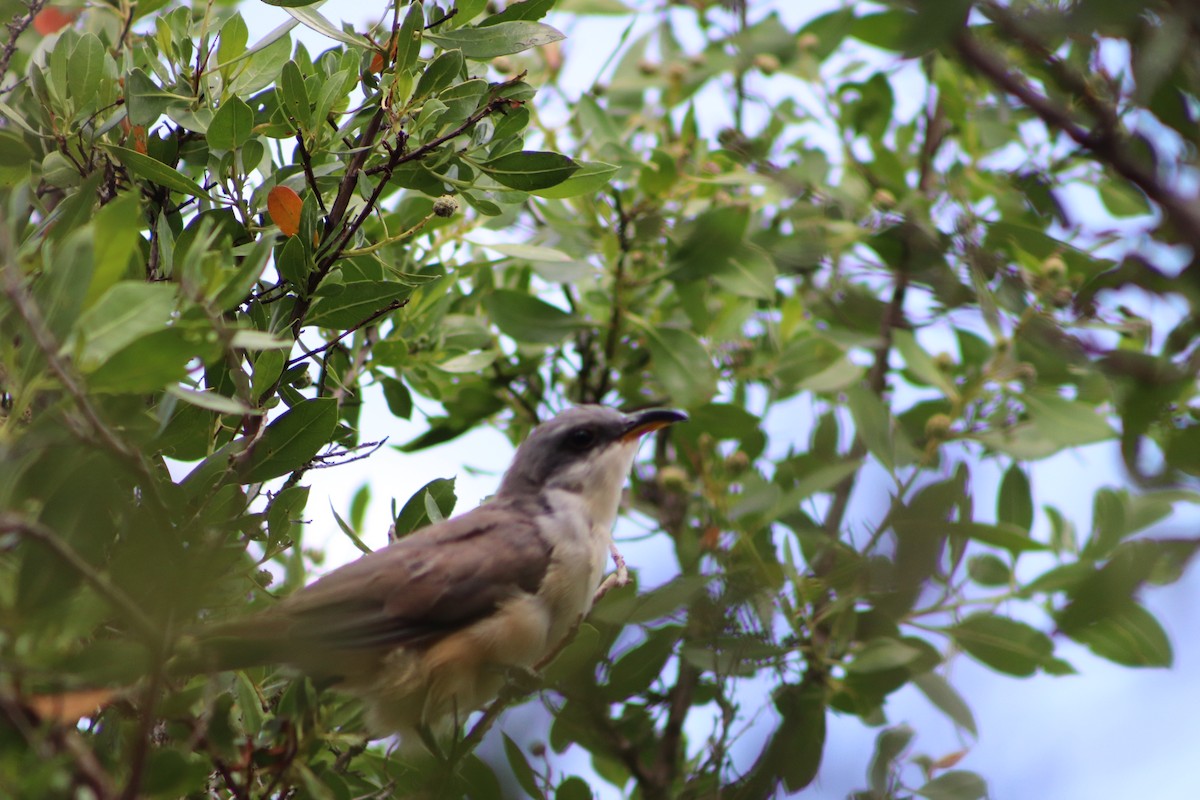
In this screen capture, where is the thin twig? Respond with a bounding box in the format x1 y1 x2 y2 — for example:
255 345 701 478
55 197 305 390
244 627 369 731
294 132 328 215
593 187 631 401
424 8 458 30
308 438 388 469
286 298 407 368
0 0 49 85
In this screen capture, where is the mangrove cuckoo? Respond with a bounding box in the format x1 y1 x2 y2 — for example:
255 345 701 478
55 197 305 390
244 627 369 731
195 405 687 741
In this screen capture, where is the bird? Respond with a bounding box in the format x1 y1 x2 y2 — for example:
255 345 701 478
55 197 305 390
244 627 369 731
187 405 687 743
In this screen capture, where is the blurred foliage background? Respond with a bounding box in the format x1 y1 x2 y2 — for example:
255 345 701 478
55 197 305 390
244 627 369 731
2 0 1200 797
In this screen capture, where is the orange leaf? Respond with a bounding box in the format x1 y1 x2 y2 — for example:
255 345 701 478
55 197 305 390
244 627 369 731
930 750 969 771
28 688 119 724
268 185 303 237
370 36 398 74
33 7 78 35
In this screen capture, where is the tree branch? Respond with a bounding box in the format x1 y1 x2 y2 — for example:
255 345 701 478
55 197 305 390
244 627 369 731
953 26 1200 256
0 0 49 86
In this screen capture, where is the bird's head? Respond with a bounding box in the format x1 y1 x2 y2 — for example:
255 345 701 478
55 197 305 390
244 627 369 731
497 406 687 504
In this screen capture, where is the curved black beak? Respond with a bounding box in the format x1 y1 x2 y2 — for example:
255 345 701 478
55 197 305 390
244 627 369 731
621 409 688 441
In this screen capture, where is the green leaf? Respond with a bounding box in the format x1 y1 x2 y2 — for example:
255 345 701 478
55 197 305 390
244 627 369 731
713 247 777 300
774 682 826 792
166 385 256 415
87 327 210 394
394 3 424 74
233 672 265 735
1097 181 1151 218
208 96 254 150
85 193 141 305
479 150 580 191
949 613 1053 676
263 0 324 7
414 49 464 99
529 160 619 199
305 281 412 329
230 330 292 351
997 464 1033 530
606 627 679 699
73 282 177 371
502 734 541 799
436 351 497 373
591 576 707 626
870 725 914 793
283 6 370 48
393 477 457 536
894 329 957 399
67 33 105 104
240 398 338 483
782 459 862 505
214 236 272 311
481 0 555 26
850 11 915 52
124 67 179 126
916 771 988 800
937 520 1048 554
1064 601 1172 667
426 21 566 59
0 129 32 187
104 144 212 200
381 377 413 419
847 385 896 471
279 60 309 128
847 638 924 673
485 289 579 344
216 13 249 64
479 242 573 263
668 206 749 281
329 502 373 555
642 325 717 408
275 235 312 291
912 672 977 736
967 554 1011 586
555 776 592 800
543 622 603 684
1025 392 1115 448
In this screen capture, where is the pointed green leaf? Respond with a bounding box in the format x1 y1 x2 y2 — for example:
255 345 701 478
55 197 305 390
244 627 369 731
479 150 580 191
105 144 212 200
73 282 177 371
529 160 619 199
916 771 988 800
208 96 254 150
425 21 565 59
240 398 338 483
997 463 1033 530
67 33 105 104
393 477 457 536
1065 601 1172 667
949 613 1053 676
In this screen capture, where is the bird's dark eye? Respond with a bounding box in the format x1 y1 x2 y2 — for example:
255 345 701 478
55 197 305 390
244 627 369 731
565 427 598 451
